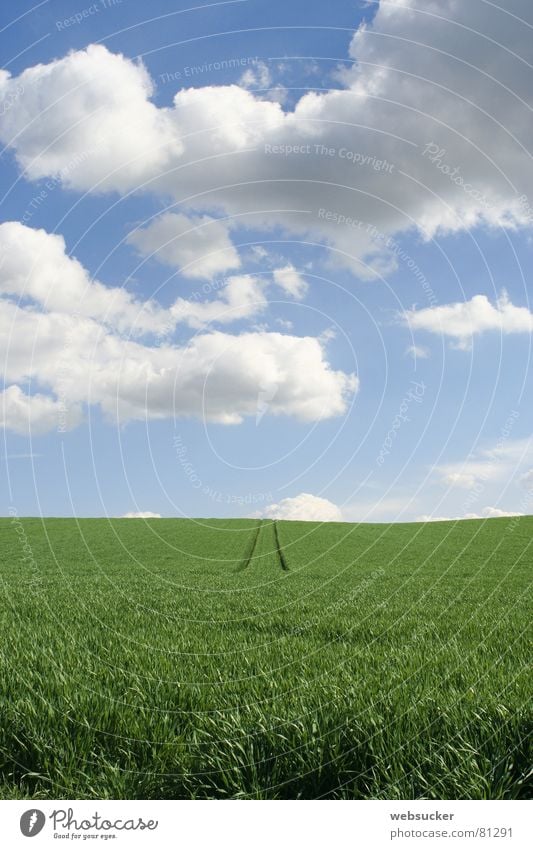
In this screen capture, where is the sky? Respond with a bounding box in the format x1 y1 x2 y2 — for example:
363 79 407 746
1 0 533 522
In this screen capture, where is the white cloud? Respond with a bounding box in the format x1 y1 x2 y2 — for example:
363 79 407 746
406 292 533 349
0 44 179 192
483 507 523 518
250 245 268 261
417 507 524 521
3 2 533 277
342 435 532 525
127 212 241 280
121 511 161 518
3 2 531 446
440 470 485 489
0 222 168 335
276 318 294 330
239 60 288 104
425 434 532 521
0 299 357 432
0 221 269 335
0 219 356 435
170 274 267 328
416 515 462 522
239 60 272 90
255 493 343 522
435 435 533 490
272 264 308 299
0 385 82 434
405 344 430 359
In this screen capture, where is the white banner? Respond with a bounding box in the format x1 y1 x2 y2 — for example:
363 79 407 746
1 799 531 848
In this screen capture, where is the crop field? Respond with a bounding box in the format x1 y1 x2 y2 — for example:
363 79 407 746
0 516 531 800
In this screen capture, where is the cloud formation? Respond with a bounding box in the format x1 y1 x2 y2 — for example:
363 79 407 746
0 44 180 192
417 507 524 522
0 297 357 431
1 0 531 449
0 385 82 435
169 274 267 328
0 221 167 335
0 220 357 434
406 292 533 349
121 511 162 519
255 493 343 522
2 1 532 277
127 212 241 280
272 265 308 299
435 434 531 491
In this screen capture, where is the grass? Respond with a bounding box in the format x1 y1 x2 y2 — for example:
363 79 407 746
0 515 531 799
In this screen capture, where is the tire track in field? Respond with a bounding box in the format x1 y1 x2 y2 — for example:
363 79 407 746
234 519 263 572
273 520 290 571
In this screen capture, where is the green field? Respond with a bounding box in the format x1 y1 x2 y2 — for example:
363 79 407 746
0 516 531 799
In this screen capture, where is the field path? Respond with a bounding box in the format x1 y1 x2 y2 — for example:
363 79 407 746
273 520 289 571
235 520 288 574
235 519 263 571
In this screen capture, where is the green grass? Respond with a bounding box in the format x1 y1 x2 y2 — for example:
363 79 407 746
0 515 531 799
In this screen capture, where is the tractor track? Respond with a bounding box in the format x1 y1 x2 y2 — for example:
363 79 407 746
235 520 289 573
273 520 289 571
235 519 263 572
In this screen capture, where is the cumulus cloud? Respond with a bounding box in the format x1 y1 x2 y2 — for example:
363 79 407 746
272 264 308 299
239 60 288 104
127 212 241 280
121 511 162 518
0 218 357 435
3 1 533 277
0 222 168 335
0 299 357 431
0 221 273 335
0 44 179 192
255 493 343 522
0 385 82 434
240 61 272 90
483 507 523 518
170 274 267 328
3 1 531 443
406 292 533 349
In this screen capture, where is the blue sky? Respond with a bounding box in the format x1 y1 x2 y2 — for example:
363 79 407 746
1 0 533 521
